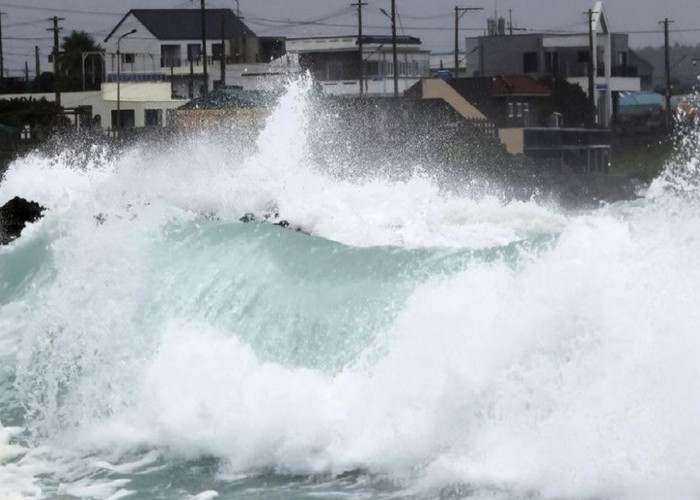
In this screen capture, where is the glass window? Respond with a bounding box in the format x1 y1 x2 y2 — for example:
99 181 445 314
523 52 538 73
144 109 163 127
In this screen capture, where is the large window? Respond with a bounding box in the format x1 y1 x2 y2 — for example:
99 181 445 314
160 44 181 68
111 109 135 129
144 109 163 127
187 43 201 62
523 52 538 73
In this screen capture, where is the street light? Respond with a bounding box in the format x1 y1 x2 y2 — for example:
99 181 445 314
117 28 137 140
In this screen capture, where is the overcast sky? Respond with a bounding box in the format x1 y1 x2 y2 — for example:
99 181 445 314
1 0 699 77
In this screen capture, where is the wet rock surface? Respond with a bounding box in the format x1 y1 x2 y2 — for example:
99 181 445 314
0 197 45 245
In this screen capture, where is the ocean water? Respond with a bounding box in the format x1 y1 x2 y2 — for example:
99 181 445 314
1 80 700 499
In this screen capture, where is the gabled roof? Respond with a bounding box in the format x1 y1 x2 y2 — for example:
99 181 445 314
105 9 254 43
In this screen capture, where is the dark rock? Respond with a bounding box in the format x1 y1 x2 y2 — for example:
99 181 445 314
0 197 46 245
273 220 290 228
239 212 256 223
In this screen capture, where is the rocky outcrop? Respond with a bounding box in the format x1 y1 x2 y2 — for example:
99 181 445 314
0 197 45 245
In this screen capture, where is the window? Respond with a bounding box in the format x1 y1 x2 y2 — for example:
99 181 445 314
326 61 344 80
578 50 590 63
144 109 163 127
516 103 523 118
161 44 181 68
122 53 135 64
508 102 514 118
187 43 201 62
110 109 135 129
544 52 559 75
523 52 538 73
212 43 224 61
365 61 379 76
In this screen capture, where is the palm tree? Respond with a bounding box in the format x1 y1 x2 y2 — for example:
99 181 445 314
59 31 103 91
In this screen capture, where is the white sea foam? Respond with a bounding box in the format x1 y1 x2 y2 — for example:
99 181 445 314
1 78 700 498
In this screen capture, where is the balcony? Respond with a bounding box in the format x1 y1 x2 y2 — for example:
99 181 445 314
564 63 639 78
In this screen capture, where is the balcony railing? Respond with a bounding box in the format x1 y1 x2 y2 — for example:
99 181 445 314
563 63 639 79
160 56 237 69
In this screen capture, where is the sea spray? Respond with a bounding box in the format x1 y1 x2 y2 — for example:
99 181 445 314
1 78 699 498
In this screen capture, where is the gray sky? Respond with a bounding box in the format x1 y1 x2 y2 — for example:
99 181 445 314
1 0 699 78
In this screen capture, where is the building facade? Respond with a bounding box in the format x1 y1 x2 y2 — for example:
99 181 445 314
464 1 652 127
286 35 431 96
103 9 282 98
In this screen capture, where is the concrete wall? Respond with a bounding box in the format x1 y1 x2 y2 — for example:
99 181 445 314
475 35 542 76
0 89 187 129
498 128 525 154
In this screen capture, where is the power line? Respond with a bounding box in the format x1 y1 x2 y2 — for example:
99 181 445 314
0 2 122 16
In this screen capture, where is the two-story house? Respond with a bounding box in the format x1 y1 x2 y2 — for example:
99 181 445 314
464 1 652 127
104 9 281 99
286 35 431 96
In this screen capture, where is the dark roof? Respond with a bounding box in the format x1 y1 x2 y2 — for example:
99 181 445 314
447 76 550 100
490 75 550 96
178 88 277 110
359 35 422 45
106 9 254 42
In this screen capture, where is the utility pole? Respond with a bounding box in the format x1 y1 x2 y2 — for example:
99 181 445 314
661 18 674 131
220 12 225 87
200 0 208 95
508 9 513 35
454 6 482 77
587 9 595 127
352 1 367 96
391 0 398 97
35 46 40 79
48 16 64 108
24 61 28 82
0 12 4 87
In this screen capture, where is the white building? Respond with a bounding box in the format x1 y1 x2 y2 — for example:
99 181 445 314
103 8 283 98
464 1 648 127
286 35 431 96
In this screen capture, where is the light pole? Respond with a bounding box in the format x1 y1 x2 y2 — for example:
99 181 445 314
454 7 482 77
116 28 137 139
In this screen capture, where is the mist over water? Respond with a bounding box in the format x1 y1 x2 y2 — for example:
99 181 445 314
1 79 700 499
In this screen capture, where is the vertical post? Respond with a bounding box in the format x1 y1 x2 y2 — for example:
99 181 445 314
50 16 63 108
220 13 226 87
454 7 459 76
508 9 513 35
117 43 121 138
24 61 28 82
116 29 136 140
0 12 4 86
662 18 673 131
353 1 367 96
391 0 398 97
200 0 208 94
35 46 40 90
587 9 595 127
189 56 194 98
454 7 483 78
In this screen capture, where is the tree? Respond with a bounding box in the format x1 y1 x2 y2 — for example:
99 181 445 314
538 76 592 128
59 31 103 91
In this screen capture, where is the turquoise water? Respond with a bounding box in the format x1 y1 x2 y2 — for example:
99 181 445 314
2 81 700 499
